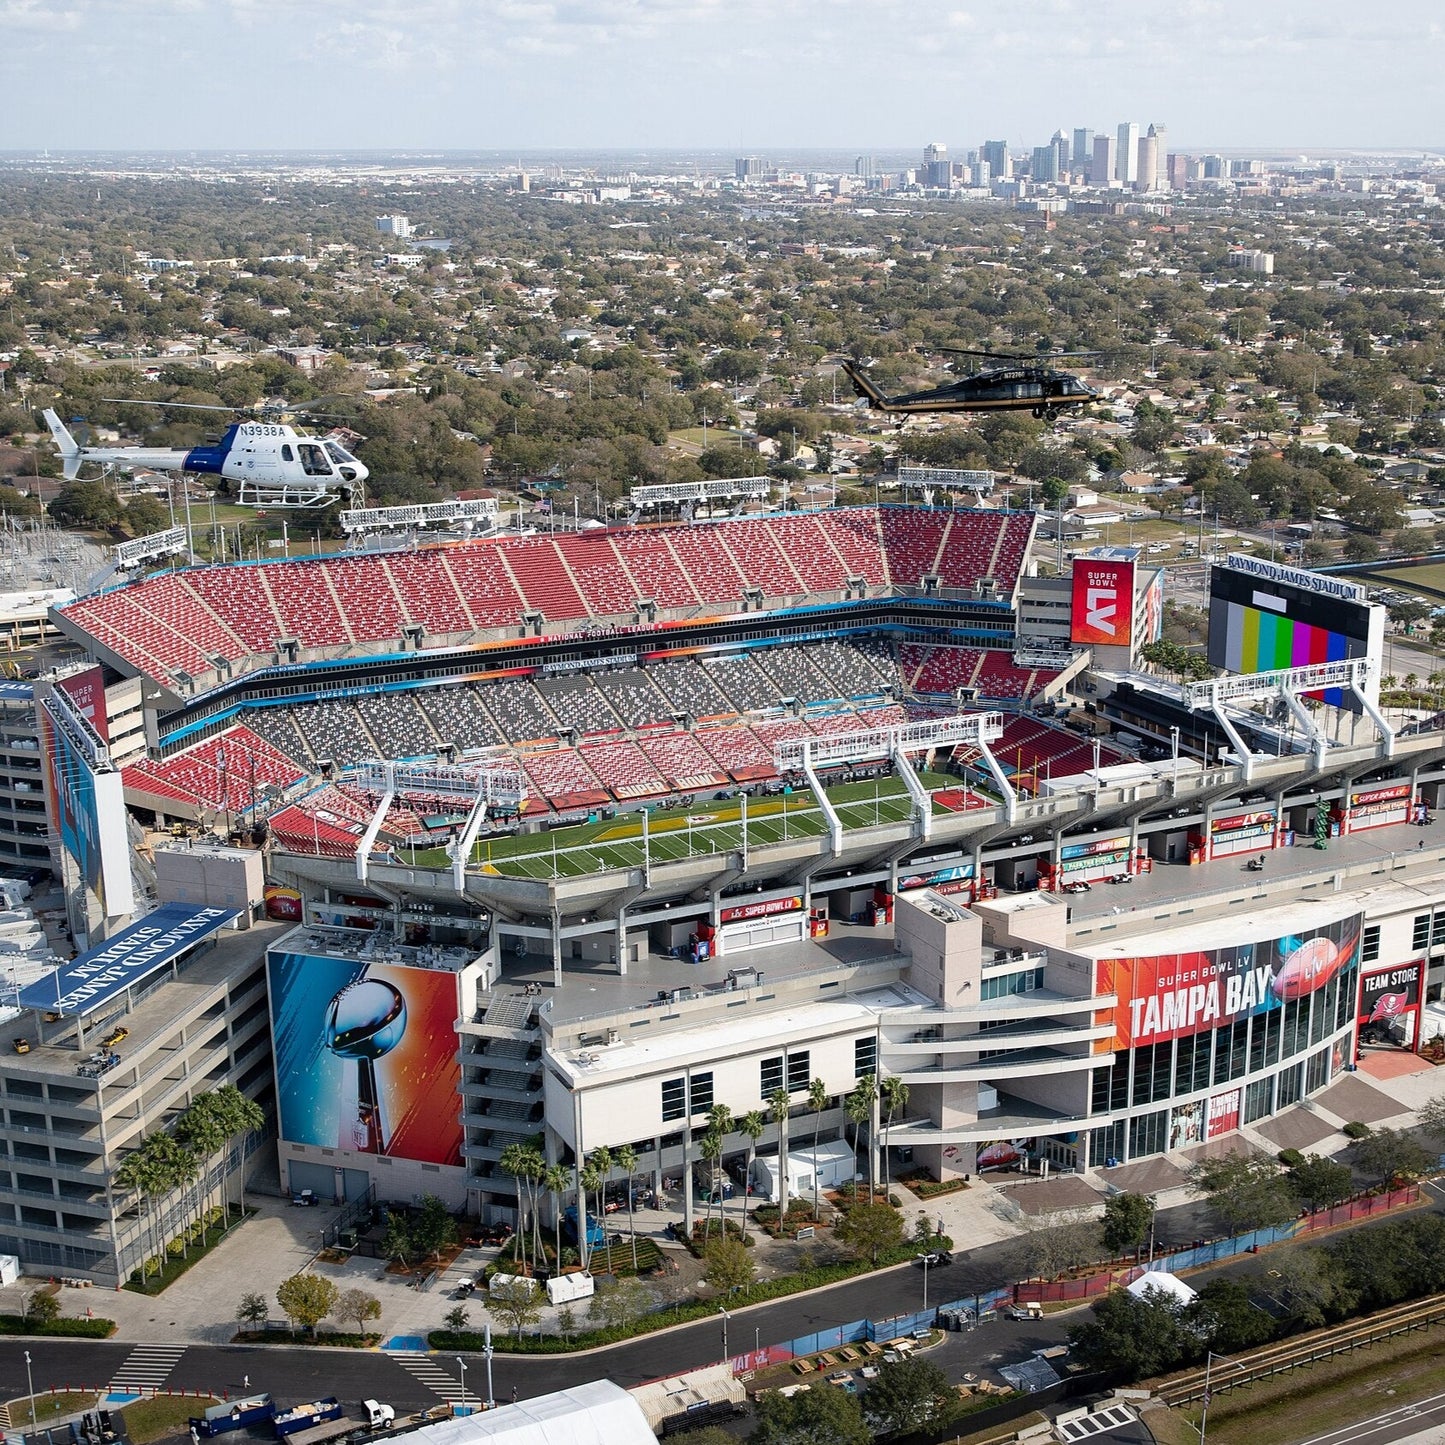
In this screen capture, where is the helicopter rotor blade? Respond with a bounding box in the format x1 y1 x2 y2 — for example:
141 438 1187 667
100 398 239 412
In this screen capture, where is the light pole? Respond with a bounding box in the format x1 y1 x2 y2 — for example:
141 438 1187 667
456 1357 467 1413
484 1322 495 1409
1196 1351 1245 1445
922 1253 931 1312
719 1305 730 1367
1170 725 1181 789
24 1349 35 1432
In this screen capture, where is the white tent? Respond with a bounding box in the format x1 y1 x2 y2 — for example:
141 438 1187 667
1126 1269 1198 1308
394 1381 655 1445
748 1139 856 1203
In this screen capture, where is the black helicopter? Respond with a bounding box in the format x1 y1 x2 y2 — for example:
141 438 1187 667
840 348 1098 421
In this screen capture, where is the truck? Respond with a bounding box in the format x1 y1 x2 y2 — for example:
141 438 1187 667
273 1399 344 1439
277 1401 393 1445
190 1396 276 1438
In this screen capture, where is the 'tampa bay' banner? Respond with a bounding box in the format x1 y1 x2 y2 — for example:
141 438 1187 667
1094 912 1362 1051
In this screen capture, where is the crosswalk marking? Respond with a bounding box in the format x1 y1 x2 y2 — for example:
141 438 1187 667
1057 1405 1137 1443
109 1343 187 1393
384 1353 466 1403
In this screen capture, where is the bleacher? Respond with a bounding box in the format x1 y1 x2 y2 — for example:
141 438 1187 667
592 668 668 729
696 725 776 782
703 655 780 714
639 731 729 790
355 693 439 759
577 740 667 799
756 645 832 704
265 561 351 647
807 640 894 700
643 660 735 721
995 716 1123 782
245 707 313 763
124 723 308 813
608 531 701 608
418 685 505 750
518 750 609 810
476 680 558 745
291 700 378 766
533 676 622 736
60 507 1039 688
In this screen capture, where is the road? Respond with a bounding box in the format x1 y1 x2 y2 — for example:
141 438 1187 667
1295 1389 1445 1445
0 1183 1439 1418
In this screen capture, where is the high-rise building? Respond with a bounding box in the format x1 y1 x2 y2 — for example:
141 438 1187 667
1051 130 1070 177
1072 128 1095 171
375 215 411 238
982 140 1011 179
1116 122 1140 184
923 142 951 188
734 156 763 182
855 156 875 180
1092 134 1117 188
1147 124 1168 189
1202 154 1226 179
1167 153 1190 190
1032 145 1060 184
1136 134 1158 192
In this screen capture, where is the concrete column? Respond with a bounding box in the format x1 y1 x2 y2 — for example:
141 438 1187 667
551 908 563 989
614 908 628 976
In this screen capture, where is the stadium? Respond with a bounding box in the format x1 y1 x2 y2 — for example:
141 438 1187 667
15 488 1445 1272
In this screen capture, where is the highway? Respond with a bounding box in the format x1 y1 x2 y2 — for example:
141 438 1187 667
1296 1389 1445 1445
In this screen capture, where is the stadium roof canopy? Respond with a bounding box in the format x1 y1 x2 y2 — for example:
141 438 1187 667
18 902 239 1016
394 1382 655 1445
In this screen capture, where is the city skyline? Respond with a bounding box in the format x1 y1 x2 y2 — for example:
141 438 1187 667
0 1 1442 153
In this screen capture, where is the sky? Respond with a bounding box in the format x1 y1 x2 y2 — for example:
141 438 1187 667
1 0 1443 155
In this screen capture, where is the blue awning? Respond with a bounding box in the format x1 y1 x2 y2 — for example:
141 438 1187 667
19 902 240 1016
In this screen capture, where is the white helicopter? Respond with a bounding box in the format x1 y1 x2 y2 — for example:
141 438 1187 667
42 401 369 509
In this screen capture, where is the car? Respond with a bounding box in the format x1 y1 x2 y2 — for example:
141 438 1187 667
290 1189 321 1207
101 1026 129 1047
11 1037 30 1055
914 1249 952 1268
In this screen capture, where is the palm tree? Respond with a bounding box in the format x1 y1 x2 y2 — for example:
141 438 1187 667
699 1129 724 1241
845 1075 876 1202
738 1110 765 1241
807 1077 828 1220
176 1094 227 1224
542 1163 570 1272
215 1085 265 1225
768 1088 791 1213
499 1142 533 1271
577 1162 602 1271
588 1146 612 1258
706 1103 733 1216
614 1144 639 1273
522 1146 545 1271
880 1077 909 1197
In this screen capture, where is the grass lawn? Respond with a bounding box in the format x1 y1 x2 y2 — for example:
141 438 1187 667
5 1392 99 1427
668 426 748 450
1147 1327 1445 1445
122 1396 219 1445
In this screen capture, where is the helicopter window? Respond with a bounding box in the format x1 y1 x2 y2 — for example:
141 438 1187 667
325 441 359 466
281 444 294 462
297 443 333 477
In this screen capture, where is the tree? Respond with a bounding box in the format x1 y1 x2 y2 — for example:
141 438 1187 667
1102 1192 1155 1256
1185 1152 1295 1235
336 1287 382 1337
879 1077 908 1196
768 1087 791 1212
834 1200 903 1266
275 1272 339 1336
738 1109 766 1238
443 1304 470 1333
122 494 169 537
487 1278 544 1340
586 1147 613 1261
704 1236 756 1296
586 1275 652 1333
1020 1208 1102 1280
49 480 122 530
1350 1127 1435 1186
1343 532 1380 562
1187 1278 1276 1354
863 1355 958 1438
1068 1288 1195 1380
500 1143 540 1271
807 1077 828 1219
23 1290 60 1328
542 1162 571 1272
748 1380 870 1445
412 1193 459 1262
577 1162 602 1272
845 1074 876 1200
235 1290 269 1329
381 1214 415 1268
1285 1154 1354 1211
1414 1092 1445 1143
614 1143 640 1274
698 1129 724 1241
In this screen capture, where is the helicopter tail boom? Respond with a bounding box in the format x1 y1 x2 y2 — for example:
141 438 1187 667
42 409 82 481
839 360 891 410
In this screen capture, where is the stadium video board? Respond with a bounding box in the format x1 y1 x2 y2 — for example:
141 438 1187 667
267 951 463 1166
1206 555 1383 706
1070 553 1136 648
1094 911 1362 1052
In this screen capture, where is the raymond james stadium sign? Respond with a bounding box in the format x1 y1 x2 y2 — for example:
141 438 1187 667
1222 554 1366 603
